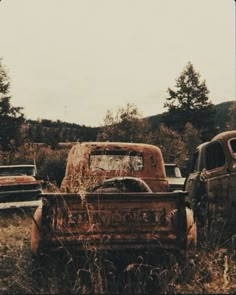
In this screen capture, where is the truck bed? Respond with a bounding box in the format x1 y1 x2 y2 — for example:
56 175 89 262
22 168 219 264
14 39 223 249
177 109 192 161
40 192 188 253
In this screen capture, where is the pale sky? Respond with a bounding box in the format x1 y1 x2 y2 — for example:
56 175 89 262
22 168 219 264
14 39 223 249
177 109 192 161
0 0 235 127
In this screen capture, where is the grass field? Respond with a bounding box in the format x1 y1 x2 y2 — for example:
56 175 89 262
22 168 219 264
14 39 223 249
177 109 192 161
1 208 236 294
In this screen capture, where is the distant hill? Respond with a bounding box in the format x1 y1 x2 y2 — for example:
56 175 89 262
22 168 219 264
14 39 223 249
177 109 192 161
146 101 234 131
214 101 234 131
24 101 234 146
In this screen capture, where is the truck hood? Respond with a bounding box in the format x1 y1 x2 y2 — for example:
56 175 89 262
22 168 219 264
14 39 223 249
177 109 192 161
0 175 36 185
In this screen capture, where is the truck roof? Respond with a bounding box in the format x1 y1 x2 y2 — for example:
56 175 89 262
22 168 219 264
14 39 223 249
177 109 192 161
74 141 161 150
212 130 236 142
0 164 36 169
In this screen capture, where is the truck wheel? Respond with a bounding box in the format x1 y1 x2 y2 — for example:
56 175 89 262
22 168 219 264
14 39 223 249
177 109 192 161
185 207 197 249
167 208 197 249
200 203 227 248
196 200 211 247
31 206 42 257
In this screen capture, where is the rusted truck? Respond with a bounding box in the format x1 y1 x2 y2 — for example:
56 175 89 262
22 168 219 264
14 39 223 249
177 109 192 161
31 142 196 257
0 164 42 204
184 130 236 244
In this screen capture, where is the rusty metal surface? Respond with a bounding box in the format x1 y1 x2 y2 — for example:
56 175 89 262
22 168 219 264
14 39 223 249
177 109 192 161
61 142 168 193
0 165 42 203
39 192 187 252
212 130 236 142
0 200 41 210
185 130 236 239
32 143 189 255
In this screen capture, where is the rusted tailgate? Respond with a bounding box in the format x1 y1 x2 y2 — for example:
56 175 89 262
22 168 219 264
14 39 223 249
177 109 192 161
41 192 187 252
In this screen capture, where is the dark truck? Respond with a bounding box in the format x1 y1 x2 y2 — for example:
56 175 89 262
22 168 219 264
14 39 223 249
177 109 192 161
0 164 42 205
184 130 236 243
31 142 196 256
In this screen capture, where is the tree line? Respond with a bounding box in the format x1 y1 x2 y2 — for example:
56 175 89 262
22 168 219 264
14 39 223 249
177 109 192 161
0 58 234 185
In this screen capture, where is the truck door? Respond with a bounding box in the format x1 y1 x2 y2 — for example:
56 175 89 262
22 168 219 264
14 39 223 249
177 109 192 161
185 150 201 203
226 137 236 225
184 145 208 225
204 141 230 230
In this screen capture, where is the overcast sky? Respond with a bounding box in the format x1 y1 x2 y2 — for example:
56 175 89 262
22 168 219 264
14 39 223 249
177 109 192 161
0 0 235 126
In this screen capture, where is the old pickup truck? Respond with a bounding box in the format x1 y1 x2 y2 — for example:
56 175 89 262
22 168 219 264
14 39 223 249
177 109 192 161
0 164 42 204
31 142 196 257
184 130 236 244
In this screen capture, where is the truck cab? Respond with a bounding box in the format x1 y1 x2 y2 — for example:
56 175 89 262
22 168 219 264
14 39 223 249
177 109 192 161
184 131 236 240
60 142 169 193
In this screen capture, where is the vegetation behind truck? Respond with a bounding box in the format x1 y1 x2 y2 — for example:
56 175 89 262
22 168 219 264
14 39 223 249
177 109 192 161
31 142 196 256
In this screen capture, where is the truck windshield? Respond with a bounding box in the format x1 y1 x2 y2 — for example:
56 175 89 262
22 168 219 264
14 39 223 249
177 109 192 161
0 166 36 176
165 165 182 178
90 151 143 171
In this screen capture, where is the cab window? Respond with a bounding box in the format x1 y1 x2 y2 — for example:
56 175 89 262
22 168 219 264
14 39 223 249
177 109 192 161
191 151 199 173
205 142 225 170
229 138 236 158
89 150 144 172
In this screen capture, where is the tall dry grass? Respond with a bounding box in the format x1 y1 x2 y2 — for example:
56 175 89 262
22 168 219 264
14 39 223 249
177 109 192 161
1 207 236 294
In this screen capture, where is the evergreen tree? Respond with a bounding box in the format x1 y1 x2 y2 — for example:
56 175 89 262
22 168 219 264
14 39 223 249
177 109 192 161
0 59 24 152
164 62 215 140
182 122 202 174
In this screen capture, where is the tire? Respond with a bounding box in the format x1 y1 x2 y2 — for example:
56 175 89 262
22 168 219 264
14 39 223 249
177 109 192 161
185 207 197 249
31 206 42 257
167 207 197 249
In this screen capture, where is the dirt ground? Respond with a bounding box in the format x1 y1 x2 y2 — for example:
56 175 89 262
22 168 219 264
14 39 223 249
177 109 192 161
1 207 236 294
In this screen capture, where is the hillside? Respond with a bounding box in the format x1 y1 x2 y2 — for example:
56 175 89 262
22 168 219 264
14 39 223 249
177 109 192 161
147 101 234 131
214 101 234 131
24 101 234 145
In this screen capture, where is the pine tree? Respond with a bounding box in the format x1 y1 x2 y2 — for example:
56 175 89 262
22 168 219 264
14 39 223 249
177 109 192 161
164 62 215 140
0 59 24 152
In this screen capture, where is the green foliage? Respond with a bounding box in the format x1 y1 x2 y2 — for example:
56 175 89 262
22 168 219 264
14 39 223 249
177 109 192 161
97 103 152 143
182 122 202 173
0 59 24 152
35 146 68 186
226 102 236 130
152 124 188 168
164 62 215 139
165 62 210 111
4 144 68 187
24 119 98 145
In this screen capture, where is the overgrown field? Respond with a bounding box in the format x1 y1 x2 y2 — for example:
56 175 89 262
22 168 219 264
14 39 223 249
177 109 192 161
1 209 236 294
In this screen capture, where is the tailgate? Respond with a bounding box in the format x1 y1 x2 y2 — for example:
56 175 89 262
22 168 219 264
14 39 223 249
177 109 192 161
42 192 187 252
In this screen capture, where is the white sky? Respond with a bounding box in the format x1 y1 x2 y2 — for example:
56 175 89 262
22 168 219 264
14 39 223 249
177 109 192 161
0 0 235 126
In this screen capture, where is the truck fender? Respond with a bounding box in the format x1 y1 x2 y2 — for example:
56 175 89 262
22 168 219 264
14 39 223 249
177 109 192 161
186 207 197 248
30 206 42 256
168 207 197 248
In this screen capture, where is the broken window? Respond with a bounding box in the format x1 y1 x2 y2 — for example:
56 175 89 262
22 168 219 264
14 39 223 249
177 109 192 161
228 138 236 158
89 150 144 171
